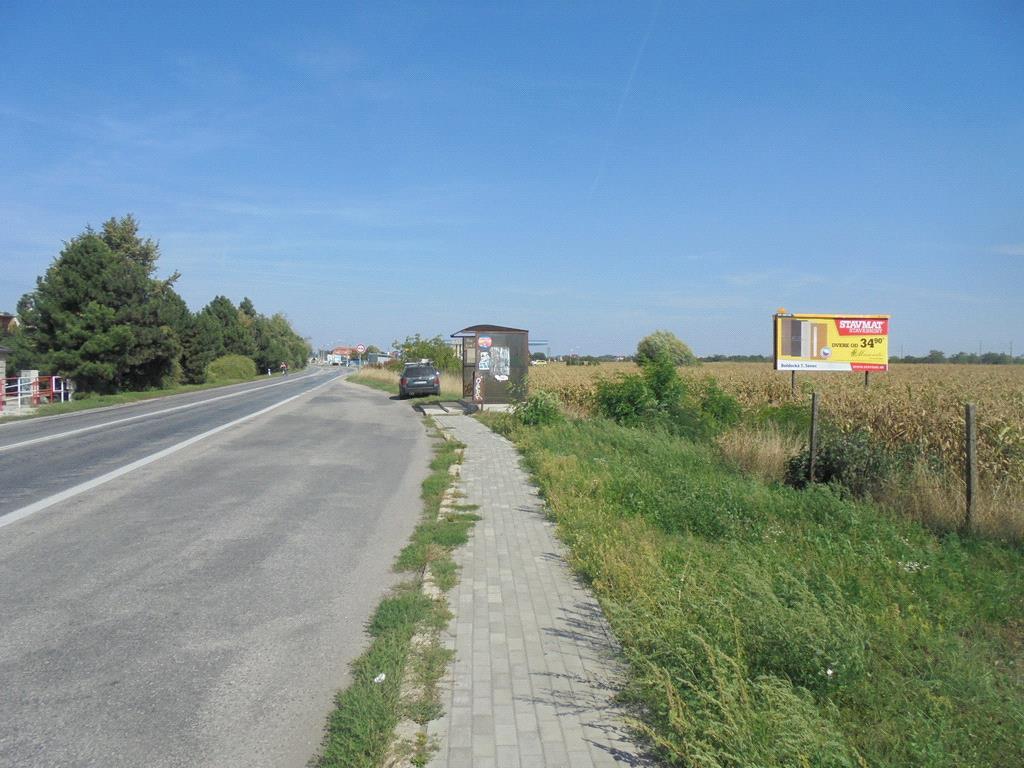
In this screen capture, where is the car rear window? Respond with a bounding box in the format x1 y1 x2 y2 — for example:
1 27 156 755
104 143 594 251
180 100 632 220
405 366 436 377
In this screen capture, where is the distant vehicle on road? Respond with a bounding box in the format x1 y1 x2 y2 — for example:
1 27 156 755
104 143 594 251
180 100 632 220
399 364 440 399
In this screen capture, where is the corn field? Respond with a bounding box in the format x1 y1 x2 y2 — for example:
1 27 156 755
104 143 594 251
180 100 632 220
530 362 1024 484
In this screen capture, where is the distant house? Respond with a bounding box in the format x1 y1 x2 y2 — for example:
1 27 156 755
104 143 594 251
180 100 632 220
327 346 354 365
0 313 19 335
0 344 10 383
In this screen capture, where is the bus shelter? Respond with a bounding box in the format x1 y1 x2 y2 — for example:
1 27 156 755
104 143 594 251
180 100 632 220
451 324 528 404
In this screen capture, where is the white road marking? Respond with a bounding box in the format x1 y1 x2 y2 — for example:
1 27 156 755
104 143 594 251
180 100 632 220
0 374 341 531
0 371 325 454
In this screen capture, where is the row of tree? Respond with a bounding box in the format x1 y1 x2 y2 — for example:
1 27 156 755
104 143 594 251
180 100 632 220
5 216 310 392
891 350 1022 365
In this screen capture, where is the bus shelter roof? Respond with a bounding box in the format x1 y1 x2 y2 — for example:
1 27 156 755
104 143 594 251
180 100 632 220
451 324 528 338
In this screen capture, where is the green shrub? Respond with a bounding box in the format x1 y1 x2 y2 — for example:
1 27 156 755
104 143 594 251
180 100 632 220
205 354 256 382
635 329 699 366
641 352 687 404
595 374 656 426
786 427 909 498
696 379 742 433
753 401 812 435
513 390 564 426
393 333 460 373
596 362 742 442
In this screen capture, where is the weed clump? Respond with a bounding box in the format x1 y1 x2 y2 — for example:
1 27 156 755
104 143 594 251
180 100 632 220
595 352 741 439
512 390 564 426
784 426 924 499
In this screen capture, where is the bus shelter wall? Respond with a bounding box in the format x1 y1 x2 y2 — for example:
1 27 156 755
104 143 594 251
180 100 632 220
463 331 529 403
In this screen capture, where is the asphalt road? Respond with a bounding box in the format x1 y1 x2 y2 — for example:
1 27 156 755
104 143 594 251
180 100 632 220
0 369 333 518
0 369 432 767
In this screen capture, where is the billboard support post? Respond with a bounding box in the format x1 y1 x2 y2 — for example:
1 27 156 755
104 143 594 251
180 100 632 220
864 371 870 389
791 371 797 397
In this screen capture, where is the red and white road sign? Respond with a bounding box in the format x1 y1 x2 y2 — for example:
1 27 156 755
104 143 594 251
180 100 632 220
356 344 366 354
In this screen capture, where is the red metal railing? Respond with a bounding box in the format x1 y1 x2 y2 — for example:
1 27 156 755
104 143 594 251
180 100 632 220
0 375 72 413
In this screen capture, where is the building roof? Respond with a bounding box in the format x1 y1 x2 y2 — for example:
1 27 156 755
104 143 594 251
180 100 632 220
451 324 528 338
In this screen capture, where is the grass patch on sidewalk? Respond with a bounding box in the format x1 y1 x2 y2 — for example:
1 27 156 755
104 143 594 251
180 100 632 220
316 421 473 768
482 413 1024 768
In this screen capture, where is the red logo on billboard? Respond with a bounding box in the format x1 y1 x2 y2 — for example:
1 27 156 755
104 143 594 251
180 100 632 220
834 318 888 336
478 337 492 348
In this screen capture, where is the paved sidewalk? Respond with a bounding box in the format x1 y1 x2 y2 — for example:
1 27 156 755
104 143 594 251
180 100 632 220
428 415 652 768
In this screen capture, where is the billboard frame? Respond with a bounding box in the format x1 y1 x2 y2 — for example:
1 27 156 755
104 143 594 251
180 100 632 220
773 312 890 372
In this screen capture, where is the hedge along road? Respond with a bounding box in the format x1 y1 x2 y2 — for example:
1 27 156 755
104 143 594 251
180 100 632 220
0 373 433 768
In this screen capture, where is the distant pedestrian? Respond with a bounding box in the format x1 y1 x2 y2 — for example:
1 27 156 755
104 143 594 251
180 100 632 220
279 361 289 375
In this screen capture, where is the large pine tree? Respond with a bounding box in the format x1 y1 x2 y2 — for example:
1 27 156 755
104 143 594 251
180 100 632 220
17 221 183 392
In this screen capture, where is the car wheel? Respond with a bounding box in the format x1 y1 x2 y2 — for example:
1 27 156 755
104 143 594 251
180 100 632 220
398 389 406 399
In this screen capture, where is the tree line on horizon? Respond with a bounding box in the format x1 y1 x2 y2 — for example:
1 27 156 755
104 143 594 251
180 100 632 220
2 215 310 393
549 351 1023 366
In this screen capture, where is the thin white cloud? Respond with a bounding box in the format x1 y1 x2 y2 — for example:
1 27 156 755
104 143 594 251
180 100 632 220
992 244 1024 257
588 1 661 195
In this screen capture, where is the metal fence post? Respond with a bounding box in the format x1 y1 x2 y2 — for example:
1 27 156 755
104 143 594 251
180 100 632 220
808 391 820 484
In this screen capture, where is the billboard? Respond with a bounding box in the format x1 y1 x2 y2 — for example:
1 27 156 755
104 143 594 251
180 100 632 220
774 313 889 372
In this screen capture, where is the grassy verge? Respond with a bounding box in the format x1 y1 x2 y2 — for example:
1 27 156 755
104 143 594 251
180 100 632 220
719 407 1024 543
482 411 1024 767
0 373 289 421
317 422 475 768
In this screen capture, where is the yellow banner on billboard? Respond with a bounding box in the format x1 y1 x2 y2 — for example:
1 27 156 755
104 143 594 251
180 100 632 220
774 313 889 372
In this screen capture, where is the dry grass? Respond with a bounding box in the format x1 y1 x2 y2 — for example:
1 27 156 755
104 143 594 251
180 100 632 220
716 425 803 485
532 362 1024 484
877 464 1024 542
531 361 1023 542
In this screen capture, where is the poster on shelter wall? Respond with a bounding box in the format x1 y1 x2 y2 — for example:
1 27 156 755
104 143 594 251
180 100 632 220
492 346 510 381
478 349 491 371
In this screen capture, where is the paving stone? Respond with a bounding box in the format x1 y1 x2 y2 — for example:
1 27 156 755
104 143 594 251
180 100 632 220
427 415 653 767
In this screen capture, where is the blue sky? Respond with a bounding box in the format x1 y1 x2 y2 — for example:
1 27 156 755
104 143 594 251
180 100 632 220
1 2 1021 355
